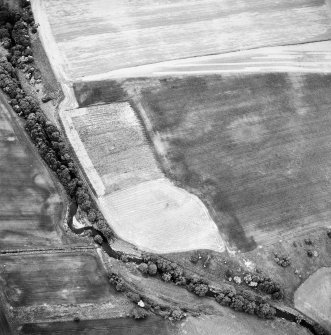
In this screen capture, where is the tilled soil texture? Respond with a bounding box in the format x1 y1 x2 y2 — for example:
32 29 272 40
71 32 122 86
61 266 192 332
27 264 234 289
114 73 331 252
68 104 162 194
0 305 12 335
20 316 176 335
61 103 224 253
0 93 65 250
0 251 116 308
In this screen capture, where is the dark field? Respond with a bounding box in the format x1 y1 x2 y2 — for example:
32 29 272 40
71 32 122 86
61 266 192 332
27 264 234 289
114 73 331 252
20 316 175 335
0 94 65 250
73 81 127 107
0 306 12 335
0 251 115 307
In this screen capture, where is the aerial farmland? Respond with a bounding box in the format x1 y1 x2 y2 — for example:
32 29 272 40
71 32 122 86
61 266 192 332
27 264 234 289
0 94 64 250
34 0 331 80
120 73 331 251
60 103 224 253
0 0 331 334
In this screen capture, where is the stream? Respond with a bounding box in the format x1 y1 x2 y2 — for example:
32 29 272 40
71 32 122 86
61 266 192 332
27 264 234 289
67 202 327 335
67 201 142 262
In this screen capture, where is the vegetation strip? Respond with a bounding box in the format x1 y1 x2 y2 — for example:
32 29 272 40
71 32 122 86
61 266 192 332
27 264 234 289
0 246 95 254
0 1 329 334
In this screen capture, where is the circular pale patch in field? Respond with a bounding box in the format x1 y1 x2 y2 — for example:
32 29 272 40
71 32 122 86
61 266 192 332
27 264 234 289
294 267 331 332
33 173 49 190
99 179 224 253
228 115 266 144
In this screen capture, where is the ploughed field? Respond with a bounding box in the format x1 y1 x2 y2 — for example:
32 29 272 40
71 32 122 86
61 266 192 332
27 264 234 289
0 306 11 335
61 103 224 253
0 251 115 308
37 0 331 80
20 316 175 335
69 103 162 194
90 73 331 252
0 94 64 250
0 250 137 333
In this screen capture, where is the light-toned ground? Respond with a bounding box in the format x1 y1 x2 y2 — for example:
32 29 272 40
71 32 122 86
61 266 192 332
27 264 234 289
61 104 224 253
100 179 223 253
179 315 311 335
32 0 331 255
101 254 311 335
32 0 331 81
294 267 331 332
82 41 331 80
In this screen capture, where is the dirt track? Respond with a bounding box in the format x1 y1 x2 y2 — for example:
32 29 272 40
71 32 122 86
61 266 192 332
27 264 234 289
80 41 331 81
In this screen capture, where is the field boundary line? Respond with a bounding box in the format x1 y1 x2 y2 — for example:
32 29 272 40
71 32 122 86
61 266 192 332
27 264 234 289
0 246 95 255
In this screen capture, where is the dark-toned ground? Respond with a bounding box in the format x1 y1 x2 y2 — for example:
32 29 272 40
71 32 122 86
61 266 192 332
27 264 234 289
0 306 12 335
83 73 331 252
0 251 116 308
73 80 127 107
20 316 176 335
0 94 66 250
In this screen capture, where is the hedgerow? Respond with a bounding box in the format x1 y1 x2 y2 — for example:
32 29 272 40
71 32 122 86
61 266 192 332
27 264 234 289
0 1 114 241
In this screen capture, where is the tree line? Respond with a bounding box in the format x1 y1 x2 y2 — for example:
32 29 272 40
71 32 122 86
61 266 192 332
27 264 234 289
0 0 113 241
134 254 277 319
0 0 291 325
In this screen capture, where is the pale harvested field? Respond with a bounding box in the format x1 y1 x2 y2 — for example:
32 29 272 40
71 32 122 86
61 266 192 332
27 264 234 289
294 267 331 332
179 315 311 335
81 41 331 80
61 104 224 253
100 179 223 253
33 0 331 81
0 94 65 250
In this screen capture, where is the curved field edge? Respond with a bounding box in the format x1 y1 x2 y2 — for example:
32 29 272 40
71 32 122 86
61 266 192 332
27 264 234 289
7 1 326 334
294 267 331 332
59 106 224 254
107 73 331 252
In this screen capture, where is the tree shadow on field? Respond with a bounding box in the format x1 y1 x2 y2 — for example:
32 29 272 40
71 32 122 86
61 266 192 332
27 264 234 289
73 80 127 107
213 189 257 252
